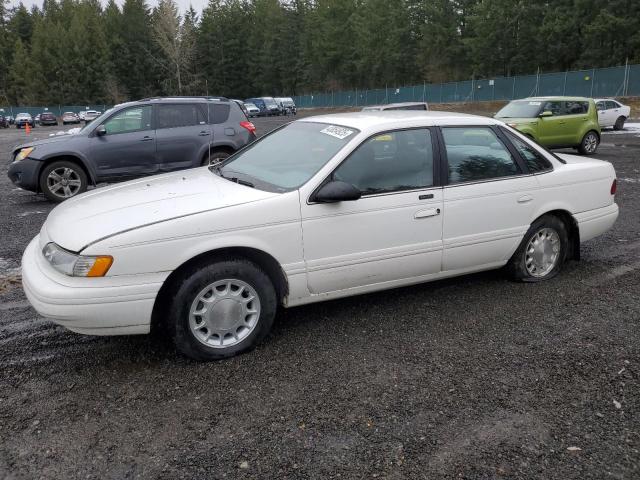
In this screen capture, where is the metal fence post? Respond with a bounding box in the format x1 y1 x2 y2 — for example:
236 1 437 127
563 71 567 95
512 76 516 100
423 81 426 102
590 69 595 97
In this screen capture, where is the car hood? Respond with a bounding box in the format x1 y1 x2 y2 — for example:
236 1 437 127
44 168 279 252
14 133 80 151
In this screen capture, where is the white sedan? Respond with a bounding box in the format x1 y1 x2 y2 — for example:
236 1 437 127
22 112 619 360
595 98 631 130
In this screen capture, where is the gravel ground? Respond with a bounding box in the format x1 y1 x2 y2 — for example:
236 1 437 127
0 114 639 479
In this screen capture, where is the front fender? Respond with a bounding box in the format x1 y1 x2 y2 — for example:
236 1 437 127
39 150 97 184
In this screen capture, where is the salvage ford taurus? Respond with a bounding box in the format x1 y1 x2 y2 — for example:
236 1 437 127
21 112 619 360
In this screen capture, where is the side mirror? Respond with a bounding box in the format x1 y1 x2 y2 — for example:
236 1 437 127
95 125 107 136
313 180 361 203
539 111 553 118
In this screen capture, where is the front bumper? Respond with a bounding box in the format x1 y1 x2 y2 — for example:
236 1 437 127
8 158 41 191
21 236 169 336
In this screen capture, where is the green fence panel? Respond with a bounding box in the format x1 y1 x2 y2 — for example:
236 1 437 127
539 72 566 96
565 69 596 97
494 77 515 100
591 66 626 97
474 79 493 101
513 74 538 98
628 64 640 96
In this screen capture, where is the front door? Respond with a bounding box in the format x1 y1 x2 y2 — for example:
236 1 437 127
91 105 156 179
155 103 210 171
538 100 573 146
300 128 443 294
440 126 538 271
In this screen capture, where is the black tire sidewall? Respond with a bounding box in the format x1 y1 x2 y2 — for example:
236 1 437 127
39 160 88 202
170 259 277 361
614 117 625 131
508 215 568 282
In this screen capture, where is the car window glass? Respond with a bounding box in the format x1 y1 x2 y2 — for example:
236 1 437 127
157 104 205 129
596 101 606 110
104 106 152 134
605 101 618 110
443 127 520 184
504 130 552 173
565 101 588 115
542 101 565 116
208 103 231 124
333 129 434 194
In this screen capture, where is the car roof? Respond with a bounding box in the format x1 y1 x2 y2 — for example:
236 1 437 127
517 96 592 102
299 111 500 132
594 98 621 102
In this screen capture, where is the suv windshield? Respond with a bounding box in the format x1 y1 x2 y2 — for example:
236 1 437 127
218 122 359 192
496 100 544 119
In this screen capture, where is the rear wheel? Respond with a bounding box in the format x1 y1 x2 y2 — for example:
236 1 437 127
39 160 88 202
614 116 626 131
202 149 231 167
508 215 568 282
578 130 599 155
168 259 277 361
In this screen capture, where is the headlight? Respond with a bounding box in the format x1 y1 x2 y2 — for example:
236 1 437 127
42 243 113 277
14 147 34 162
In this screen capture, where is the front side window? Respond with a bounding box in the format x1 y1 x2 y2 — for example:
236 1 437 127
596 101 606 110
504 130 552 173
157 104 205 129
103 106 152 135
219 122 359 192
443 127 521 184
333 129 434 194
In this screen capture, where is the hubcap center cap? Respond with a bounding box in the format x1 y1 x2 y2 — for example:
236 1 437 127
209 298 243 330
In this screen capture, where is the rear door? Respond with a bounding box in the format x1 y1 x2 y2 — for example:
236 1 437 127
596 101 609 127
90 104 157 179
605 100 622 126
440 126 538 271
155 103 210 171
563 100 591 143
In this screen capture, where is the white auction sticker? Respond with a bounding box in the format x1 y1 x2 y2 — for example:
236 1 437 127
320 125 355 140
528 101 542 106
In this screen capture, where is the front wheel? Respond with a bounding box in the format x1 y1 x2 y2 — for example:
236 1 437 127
39 160 88 202
578 131 599 155
508 215 568 282
168 259 277 361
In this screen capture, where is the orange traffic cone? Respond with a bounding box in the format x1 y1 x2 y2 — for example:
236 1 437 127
25 123 31 134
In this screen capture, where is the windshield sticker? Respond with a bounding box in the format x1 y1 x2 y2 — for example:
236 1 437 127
528 101 542 106
320 125 355 140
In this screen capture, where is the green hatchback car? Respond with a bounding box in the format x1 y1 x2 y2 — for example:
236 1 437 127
495 97 601 155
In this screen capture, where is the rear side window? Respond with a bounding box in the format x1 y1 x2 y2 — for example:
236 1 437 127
565 101 589 115
605 101 618 110
156 104 206 129
503 130 552 173
442 127 521 184
208 103 231 124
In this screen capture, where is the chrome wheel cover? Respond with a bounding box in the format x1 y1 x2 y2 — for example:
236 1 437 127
525 228 561 278
584 133 598 153
46 167 82 198
189 279 260 349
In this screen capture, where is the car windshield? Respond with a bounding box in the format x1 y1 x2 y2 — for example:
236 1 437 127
218 122 359 193
264 98 277 107
496 100 544 118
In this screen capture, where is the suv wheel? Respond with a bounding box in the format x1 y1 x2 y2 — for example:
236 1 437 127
168 259 277 361
39 160 88 202
202 149 231 168
578 131 599 155
614 116 626 131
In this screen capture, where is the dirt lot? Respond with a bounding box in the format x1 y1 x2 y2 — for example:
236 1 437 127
1 112 639 479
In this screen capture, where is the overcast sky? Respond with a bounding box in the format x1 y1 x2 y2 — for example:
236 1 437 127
8 0 209 15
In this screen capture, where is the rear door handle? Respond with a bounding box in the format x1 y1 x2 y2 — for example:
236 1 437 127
518 195 533 204
414 208 440 219
140 136 153 142
198 131 210 136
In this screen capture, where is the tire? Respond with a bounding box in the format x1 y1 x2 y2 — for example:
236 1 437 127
508 214 568 282
39 160 88 202
168 259 277 361
202 149 231 167
613 116 626 131
578 130 599 155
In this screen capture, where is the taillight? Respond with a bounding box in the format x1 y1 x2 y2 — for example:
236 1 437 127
240 121 256 135
611 178 617 195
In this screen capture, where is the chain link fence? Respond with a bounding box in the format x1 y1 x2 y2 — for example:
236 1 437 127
292 64 640 108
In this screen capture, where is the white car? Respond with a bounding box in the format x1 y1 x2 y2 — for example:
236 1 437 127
244 102 260 117
595 99 631 130
21 112 618 360
362 102 429 112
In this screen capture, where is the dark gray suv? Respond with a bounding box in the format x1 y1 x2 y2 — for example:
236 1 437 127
8 97 256 202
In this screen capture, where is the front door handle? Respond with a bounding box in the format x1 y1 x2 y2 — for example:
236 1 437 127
414 208 440 219
140 136 153 142
198 131 210 136
518 195 533 204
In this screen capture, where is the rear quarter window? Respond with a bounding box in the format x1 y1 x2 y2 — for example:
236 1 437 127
208 103 231 124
